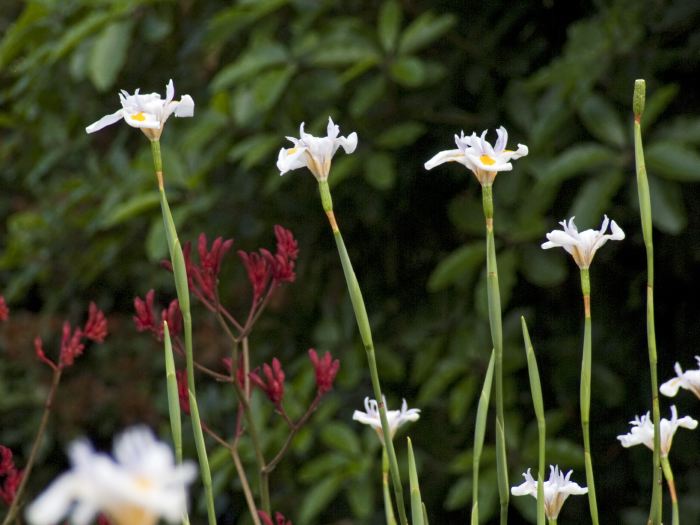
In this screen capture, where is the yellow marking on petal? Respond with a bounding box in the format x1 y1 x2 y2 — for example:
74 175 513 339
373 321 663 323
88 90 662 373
134 476 154 491
480 155 496 165
131 112 146 122
287 147 298 155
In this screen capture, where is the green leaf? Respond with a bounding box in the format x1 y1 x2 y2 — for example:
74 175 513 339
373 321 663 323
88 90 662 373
538 143 617 184
364 152 396 190
427 243 484 292
210 41 288 91
378 1 403 52
299 453 350 483
642 84 679 132
417 358 466 405
448 376 478 425
89 20 133 92
646 141 700 182
349 75 386 117
398 12 456 55
519 244 567 288
568 170 624 227
376 121 426 149
298 475 343 524
50 11 113 62
577 93 626 147
390 56 426 87
346 479 374 518
252 64 296 111
99 192 160 229
320 422 361 456
648 175 687 235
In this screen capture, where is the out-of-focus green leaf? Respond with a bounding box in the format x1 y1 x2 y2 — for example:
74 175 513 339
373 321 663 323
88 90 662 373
417 358 467 405
320 422 361 456
298 475 343 524
538 144 617 184
427 243 484 292
390 56 426 87
656 116 700 145
228 134 279 169
299 453 350 483
349 75 385 117
50 11 113 62
346 478 374 519
568 170 624 226
376 122 426 149
448 375 477 425
0 3 48 69
519 244 567 288
364 152 396 190
642 84 679 132
578 93 626 147
398 12 456 55
89 20 133 92
646 141 700 182
210 41 288 91
99 192 160 229
378 1 403 52
648 175 687 234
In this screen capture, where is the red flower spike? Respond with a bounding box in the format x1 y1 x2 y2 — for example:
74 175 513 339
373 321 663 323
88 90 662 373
83 302 108 343
162 299 183 339
0 445 22 507
34 337 55 369
238 251 271 301
0 296 8 322
250 358 285 407
59 322 84 368
221 357 246 389
0 446 13 473
308 349 340 395
134 290 158 335
258 511 292 525
274 225 299 261
176 370 190 415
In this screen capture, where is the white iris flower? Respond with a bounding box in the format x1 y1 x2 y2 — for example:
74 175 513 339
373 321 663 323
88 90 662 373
85 79 194 141
277 117 358 181
541 215 625 269
26 427 196 525
424 126 528 185
660 356 700 399
352 396 420 443
617 405 698 457
510 465 588 520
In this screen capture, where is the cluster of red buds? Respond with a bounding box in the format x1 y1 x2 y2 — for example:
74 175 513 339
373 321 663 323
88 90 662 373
180 234 234 304
308 349 341 396
258 510 292 525
0 446 22 506
133 290 182 342
34 302 108 370
239 225 299 304
0 296 9 322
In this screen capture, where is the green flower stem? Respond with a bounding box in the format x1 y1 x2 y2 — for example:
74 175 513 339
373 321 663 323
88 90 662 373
661 457 679 525
471 350 495 525
163 323 191 525
480 183 509 525
548 519 557 525
150 140 216 525
318 180 408 525
383 450 398 525
521 318 546 525
634 79 663 525
579 269 599 525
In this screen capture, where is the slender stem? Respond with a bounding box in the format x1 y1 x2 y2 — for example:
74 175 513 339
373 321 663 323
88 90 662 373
174 339 231 382
548 519 557 525
150 140 216 525
383 450 398 525
481 183 508 525
231 446 262 525
318 180 408 525
471 350 495 525
579 269 599 525
1 368 62 525
661 457 679 525
634 79 663 525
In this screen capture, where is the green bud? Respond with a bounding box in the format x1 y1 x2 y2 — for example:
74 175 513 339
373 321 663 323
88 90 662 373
633 79 646 118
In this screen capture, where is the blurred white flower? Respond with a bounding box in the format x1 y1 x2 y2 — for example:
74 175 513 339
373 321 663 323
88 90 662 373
352 396 420 443
617 405 698 457
26 426 196 525
277 117 357 181
424 126 528 185
85 79 194 141
510 465 588 520
660 356 700 399
541 215 625 269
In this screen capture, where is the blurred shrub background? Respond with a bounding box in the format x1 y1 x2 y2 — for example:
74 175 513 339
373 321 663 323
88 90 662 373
2 0 700 523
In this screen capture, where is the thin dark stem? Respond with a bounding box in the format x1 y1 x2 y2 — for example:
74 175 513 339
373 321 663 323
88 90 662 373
173 339 231 382
2 367 62 525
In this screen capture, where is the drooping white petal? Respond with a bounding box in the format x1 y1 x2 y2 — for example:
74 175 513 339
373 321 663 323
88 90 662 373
510 465 587 520
352 396 420 443
660 360 700 398
277 146 309 175
173 95 195 117
85 109 125 134
618 406 698 457
542 215 624 269
424 149 468 170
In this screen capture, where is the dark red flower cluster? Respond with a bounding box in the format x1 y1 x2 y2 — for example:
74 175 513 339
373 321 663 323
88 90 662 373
239 225 298 303
308 349 340 395
34 302 108 370
249 358 285 408
133 290 182 342
0 296 8 322
176 369 190 415
258 510 292 525
0 446 22 506
221 357 246 389
181 234 234 303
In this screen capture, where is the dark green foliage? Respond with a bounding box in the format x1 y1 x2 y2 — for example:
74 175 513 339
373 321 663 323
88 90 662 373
2 0 700 524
